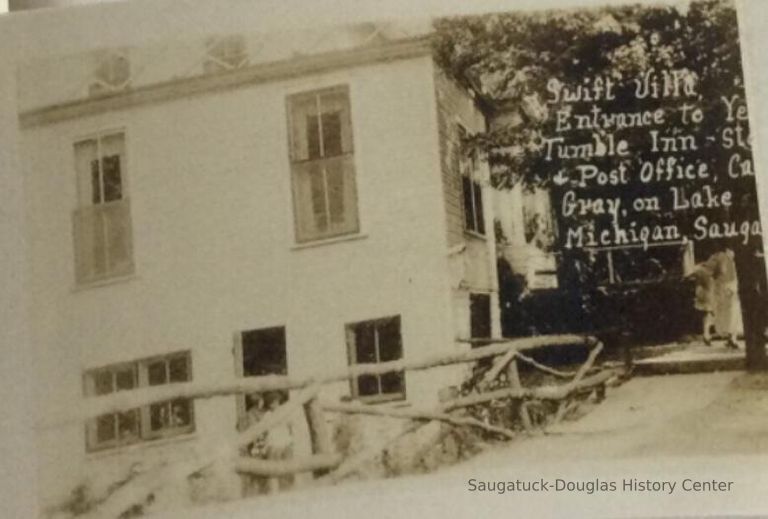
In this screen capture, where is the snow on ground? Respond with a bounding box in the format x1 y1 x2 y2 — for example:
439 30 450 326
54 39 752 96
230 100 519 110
164 371 768 519
636 342 744 365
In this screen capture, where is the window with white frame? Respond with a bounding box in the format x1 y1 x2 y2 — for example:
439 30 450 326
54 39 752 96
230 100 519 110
346 316 404 403
83 352 194 452
72 131 134 285
287 85 359 243
458 125 485 236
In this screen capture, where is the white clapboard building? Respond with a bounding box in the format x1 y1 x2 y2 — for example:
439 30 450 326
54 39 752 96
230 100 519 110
16 22 517 507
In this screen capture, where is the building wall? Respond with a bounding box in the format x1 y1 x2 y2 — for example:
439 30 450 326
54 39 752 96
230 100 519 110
433 67 501 342
21 54 459 506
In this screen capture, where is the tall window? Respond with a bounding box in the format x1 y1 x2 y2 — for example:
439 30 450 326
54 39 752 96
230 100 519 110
83 352 194 452
458 125 485 236
72 132 134 285
346 316 405 403
287 86 359 243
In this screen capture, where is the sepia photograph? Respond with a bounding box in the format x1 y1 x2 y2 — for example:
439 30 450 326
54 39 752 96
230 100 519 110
3 0 768 517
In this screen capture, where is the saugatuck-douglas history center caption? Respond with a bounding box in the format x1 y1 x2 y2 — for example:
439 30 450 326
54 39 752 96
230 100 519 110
466 478 734 495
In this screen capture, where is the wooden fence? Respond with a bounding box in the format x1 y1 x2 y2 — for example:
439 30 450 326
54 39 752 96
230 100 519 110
73 334 615 518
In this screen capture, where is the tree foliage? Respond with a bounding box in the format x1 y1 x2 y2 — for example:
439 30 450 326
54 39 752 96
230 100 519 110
432 0 744 192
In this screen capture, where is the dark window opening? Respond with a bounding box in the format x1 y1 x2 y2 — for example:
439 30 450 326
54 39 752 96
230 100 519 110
346 316 405 402
470 293 492 348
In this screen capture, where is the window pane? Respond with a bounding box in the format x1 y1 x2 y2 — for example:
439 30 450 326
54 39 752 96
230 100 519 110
101 156 122 202
115 367 135 391
357 375 379 397
75 140 98 206
168 356 189 383
325 161 345 225
150 402 170 431
319 89 352 154
103 200 133 273
320 112 342 157
117 410 140 442
96 414 116 443
380 372 404 395
377 318 402 362
147 361 167 386
90 161 102 204
169 399 192 427
473 180 485 234
354 322 376 364
470 293 492 344
93 371 114 395
306 114 322 160
462 175 475 231
309 164 328 231
289 95 318 161
100 134 124 203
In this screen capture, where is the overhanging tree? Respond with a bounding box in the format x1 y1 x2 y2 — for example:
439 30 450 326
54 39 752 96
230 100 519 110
433 0 767 369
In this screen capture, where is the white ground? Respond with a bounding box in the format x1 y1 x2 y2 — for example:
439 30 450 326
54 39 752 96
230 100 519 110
164 371 768 519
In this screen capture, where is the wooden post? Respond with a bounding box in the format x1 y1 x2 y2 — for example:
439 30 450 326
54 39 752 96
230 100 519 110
506 357 531 430
507 357 521 389
304 397 335 477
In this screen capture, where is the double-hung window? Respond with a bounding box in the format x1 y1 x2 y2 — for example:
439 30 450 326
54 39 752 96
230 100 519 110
346 316 405 403
72 131 134 285
287 86 359 243
458 125 485 236
84 352 194 452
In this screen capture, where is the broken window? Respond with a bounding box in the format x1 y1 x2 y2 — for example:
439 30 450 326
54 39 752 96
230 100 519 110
72 132 134 285
346 316 405 403
83 351 194 452
287 86 359 243
458 125 485 236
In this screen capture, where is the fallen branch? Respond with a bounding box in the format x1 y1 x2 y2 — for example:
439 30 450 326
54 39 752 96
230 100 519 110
442 370 616 411
515 352 574 378
236 383 320 450
318 420 429 485
482 349 518 385
48 334 591 428
234 454 342 477
321 402 515 440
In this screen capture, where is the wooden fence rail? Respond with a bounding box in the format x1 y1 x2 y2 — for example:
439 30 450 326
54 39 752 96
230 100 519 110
47 334 592 429
74 334 611 518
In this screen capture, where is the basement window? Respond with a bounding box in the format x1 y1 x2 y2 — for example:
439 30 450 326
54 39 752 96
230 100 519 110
83 351 194 452
346 316 405 403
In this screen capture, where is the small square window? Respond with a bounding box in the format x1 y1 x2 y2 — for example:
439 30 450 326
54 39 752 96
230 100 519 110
84 352 194 451
346 316 405 403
